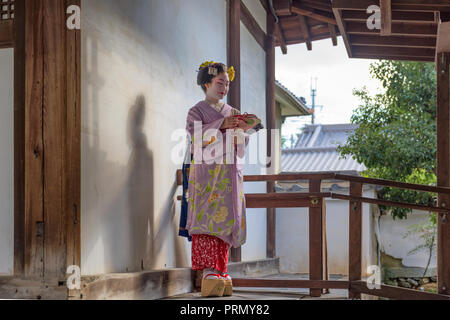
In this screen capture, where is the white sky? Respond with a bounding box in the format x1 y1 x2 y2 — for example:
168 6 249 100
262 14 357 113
276 37 383 147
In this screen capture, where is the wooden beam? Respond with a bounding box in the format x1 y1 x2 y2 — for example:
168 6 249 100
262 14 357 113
227 0 241 263
351 280 450 300
274 22 288 54
380 0 392 36
341 10 436 23
240 0 266 49
245 192 328 208
328 23 338 46
232 278 349 289
436 52 450 296
273 0 291 16
348 181 362 299
297 14 312 50
352 45 435 59
298 0 333 13
283 33 338 46
352 54 435 62
349 34 436 48
333 0 450 11
291 2 337 25
334 173 450 194
0 20 13 48
346 21 437 37
332 6 353 57
332 192 450 214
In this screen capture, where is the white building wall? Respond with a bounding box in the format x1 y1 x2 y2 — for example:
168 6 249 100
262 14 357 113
377 209 437 270
0 48 14 275
240 0 267 262
276 188 378 276
81 0 267 275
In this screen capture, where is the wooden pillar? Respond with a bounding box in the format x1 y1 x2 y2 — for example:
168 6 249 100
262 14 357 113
309 178 324 297
13 0 26 276
436 52 450 296
13 0 81 281
227 0 241 263
227 0 241 111
266 5 276 259
348 181 363 299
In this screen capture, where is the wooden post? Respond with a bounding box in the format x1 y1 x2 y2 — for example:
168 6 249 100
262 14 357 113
227 0 241 263
266 5 277 259
436 52 450 296
322 196 329 294
14 0 45 278
13 0 26 276
13 0 81 281
349 181 363 299
309 178 323 297
227 0 241 112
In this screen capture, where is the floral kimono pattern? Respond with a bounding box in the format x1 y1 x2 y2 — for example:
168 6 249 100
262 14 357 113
185 100 249 248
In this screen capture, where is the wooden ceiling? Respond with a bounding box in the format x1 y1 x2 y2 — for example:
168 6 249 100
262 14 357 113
266 0 450 62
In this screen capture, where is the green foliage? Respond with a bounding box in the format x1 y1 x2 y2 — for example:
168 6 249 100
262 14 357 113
337 60 437 220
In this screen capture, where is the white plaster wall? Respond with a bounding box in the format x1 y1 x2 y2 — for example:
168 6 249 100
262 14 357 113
276 189 378 276
0 48 14 275
377 209 436 269
240 1 268 261
81 0 267 275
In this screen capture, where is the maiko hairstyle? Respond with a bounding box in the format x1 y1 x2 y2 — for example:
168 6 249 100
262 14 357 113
197 62 228 94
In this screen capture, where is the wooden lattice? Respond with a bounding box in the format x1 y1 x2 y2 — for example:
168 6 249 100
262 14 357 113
1 0 14 20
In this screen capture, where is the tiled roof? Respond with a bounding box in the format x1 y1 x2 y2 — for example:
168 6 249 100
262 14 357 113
282 123 367 174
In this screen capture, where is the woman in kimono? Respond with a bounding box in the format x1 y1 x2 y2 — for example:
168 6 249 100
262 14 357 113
185 61 249 297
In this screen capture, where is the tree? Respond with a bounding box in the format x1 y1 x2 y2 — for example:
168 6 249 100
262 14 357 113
337 60 437 220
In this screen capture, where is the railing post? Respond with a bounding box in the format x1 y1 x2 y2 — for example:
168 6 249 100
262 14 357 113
230 247 241 263
267 180 276 258
349 181 363 299
436 51 450 295
309 178 325 297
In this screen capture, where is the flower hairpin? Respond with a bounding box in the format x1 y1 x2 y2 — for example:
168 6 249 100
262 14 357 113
198 60 236 82
208 66 218 76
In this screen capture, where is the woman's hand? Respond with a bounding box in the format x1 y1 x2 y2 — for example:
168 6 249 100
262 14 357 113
220 116 239 130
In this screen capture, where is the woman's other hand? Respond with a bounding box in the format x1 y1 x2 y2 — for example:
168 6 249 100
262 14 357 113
220 116 239 129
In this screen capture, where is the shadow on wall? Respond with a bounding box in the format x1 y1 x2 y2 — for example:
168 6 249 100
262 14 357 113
82 7 188 274
126 95 155 270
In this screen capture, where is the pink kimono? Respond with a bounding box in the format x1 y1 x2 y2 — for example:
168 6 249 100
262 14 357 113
185 100 249 248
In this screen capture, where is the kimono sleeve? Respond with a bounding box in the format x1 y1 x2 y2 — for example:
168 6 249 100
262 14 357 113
186 107 236 163
186 107 225 149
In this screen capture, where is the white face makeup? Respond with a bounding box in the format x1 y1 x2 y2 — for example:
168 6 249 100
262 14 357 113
206 72 230 101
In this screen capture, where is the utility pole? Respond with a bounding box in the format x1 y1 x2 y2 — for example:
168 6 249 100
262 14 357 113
309 77 323 124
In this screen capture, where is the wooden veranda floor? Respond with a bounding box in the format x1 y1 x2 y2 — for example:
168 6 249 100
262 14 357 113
161 273 351 300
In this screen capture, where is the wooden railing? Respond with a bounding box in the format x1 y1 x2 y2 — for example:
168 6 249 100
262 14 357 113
176 170 450 300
